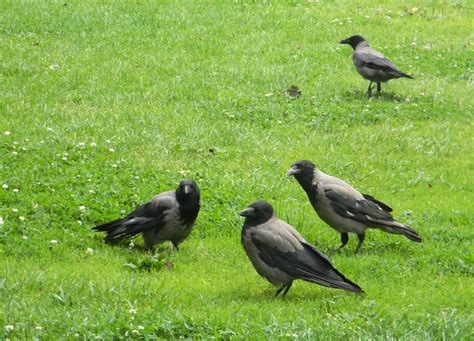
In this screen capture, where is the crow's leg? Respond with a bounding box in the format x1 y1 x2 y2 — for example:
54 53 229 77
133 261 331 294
173 243 180 251
282 282 293 297
338 232 349 250
354 233 366 254
167 242 178 255
366 82 373 98
377 82 382 93
275 285 287 298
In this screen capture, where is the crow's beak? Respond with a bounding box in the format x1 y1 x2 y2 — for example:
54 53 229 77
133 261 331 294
239 207 255 217
183 185 192 194
286 167 299 176
339 39 349 44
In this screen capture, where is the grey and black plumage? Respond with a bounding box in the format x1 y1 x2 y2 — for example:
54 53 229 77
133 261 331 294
240 201 363 297
339 35 414 97
93 179 200 250
287 160 421 254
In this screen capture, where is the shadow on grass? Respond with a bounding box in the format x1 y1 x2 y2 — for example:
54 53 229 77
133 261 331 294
321 239 419 257
93 234 175 254
225 285 365 303
341 89 405 102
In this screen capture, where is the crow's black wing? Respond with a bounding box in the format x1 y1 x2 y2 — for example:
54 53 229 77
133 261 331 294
95 192 176 243
325 187 394 225
250 225 362 293
363 193 393 212
356 52 409 77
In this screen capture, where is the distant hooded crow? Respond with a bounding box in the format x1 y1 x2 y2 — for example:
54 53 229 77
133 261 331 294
240 201 363 297
340 35 414 97
287 161 421 254
93 179 200 250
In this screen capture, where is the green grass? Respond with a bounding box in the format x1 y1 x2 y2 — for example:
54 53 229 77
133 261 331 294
1 0 473 338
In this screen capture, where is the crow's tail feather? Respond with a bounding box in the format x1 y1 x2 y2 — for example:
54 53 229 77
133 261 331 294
398 224 422 242
93 218 132 244
302 273 364 294
401 72 414 79
379 221 422 242
93 218 126 232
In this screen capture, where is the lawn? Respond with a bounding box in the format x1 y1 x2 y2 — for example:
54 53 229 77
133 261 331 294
1 0 473 338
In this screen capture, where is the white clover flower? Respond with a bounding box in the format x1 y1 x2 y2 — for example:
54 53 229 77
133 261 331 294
112 164 117 168
109 148 115 152
13 188 19 193
62 157 67 161
86 247 94 255
264 93 273 97
79 205 86 211
129 308 137 314
19 216 25 221
88 190 95 194
137 325 144 330
12 208 18 213
90 142 97 147
35 326 43 331
50 239 58 244
12 151 18 155
23 235 28 240
132 330 139 335
2 184 8 189
77 220 82 225
46 127 53 132
0 217 4 225
5 325 14 332
4 131 11 136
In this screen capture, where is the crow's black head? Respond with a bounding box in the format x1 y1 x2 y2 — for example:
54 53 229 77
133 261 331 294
176 179 200 225
240 200 274 225
176 179 200 205
339 35 367 50
287 160 316 178
287 160 317 193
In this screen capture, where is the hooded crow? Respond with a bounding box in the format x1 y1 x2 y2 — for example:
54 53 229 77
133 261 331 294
287 160 421 254
339 35 414 97
240 201 363 297
93 179 200 250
